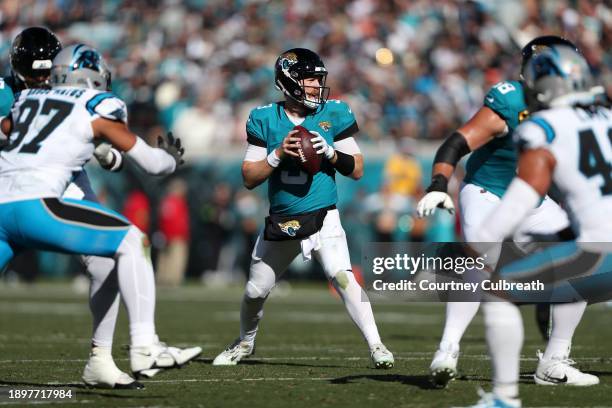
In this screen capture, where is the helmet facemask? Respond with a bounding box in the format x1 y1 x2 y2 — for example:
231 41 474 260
297 73 330 109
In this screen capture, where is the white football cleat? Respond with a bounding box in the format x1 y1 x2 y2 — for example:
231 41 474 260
82 347 143 389
453 390 521 408
130 337 202 378
212 338 255 366
534 350 599 386
370 343 394 369
430 343 459 388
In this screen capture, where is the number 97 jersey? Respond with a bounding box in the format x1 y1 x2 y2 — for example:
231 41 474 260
514 105 612 241
0 87 127 203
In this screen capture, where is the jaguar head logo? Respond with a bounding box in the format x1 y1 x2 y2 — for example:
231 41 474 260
278 220 301 237
319 121 332 131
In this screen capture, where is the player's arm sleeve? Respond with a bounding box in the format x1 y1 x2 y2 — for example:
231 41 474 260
243 144 267 162
333 101 359 142
86 92 129 123
334 137 361 155
246 112 266 147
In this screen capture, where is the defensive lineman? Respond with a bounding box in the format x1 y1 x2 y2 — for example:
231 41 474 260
464 43 612 408
0 26 145 390
416 36 595 388
213 48 394 368
0 44 200 388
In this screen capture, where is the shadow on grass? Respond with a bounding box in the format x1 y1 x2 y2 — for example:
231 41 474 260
0 380 161 399
329 374 438 389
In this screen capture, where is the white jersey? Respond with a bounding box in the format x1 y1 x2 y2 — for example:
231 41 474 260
514 105 612 242
0 87 127 203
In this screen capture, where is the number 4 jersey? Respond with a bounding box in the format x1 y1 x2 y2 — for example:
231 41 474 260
0 87 127 203
515 105 612 241
247 100 358 215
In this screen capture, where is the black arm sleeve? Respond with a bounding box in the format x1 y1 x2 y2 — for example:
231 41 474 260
433 131 471 167
333 150 355 176
425 131 471 193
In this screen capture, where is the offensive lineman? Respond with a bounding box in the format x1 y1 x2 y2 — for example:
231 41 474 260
0 26 142 390
416 36 596 388
464 43 611 408
0 44 201 388
212 48 394 368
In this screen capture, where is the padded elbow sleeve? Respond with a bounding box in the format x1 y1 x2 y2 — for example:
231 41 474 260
433 131 471 167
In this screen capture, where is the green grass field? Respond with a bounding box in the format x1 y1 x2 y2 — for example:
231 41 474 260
0 282 611 407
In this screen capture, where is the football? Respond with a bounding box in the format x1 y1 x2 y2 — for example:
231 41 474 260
293 125 322 175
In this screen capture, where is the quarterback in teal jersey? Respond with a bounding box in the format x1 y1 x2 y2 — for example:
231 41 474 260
417 37 597 406
213 48 394 368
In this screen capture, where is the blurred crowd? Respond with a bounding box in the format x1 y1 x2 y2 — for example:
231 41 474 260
0 0 610 282
0 0 610 157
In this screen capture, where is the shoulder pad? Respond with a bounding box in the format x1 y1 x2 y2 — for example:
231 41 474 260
86 92 128 123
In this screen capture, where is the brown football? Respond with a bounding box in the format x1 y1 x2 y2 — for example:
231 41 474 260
293 125 321 175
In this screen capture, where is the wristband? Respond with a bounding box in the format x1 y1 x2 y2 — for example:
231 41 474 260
426 174 449 193
333 150 355 176
266 149 281 168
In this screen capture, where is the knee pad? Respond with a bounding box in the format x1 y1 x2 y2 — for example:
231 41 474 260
245 260 276 298
484 302 522 327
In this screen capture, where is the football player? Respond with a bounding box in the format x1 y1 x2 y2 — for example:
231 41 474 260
1 26 136 388
463 43 611 408
416 36 596 388
212 48 394 368
0 44 201 388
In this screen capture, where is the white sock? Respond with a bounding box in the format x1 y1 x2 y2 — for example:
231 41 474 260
240 294 266 344
543 301 587 360
483 301 523 400
440 302 480 349
332 271 382 348
115 227 156 348
85 255 120 348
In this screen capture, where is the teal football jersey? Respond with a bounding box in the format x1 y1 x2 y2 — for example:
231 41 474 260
464 80 529 197
0 76 17 117
246 100 358 214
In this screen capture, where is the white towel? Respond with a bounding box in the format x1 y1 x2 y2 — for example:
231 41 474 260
300 231 322 261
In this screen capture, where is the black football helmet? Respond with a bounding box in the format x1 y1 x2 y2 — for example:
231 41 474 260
10 26 63 88
520 35 579 80
275 48 330 109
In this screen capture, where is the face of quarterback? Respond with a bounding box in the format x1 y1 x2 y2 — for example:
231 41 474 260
301 76 324 106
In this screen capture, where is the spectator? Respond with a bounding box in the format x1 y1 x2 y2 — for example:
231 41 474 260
156 179 191 287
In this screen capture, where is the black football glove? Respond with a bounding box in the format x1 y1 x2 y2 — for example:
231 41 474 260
157 131 185 167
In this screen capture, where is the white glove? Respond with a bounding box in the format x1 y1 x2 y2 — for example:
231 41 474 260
94 142 123 171
416 191 455 217
310 131 335 160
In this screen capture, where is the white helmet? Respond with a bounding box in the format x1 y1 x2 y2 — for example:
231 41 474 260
50 44 111 91
522 44 594 111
